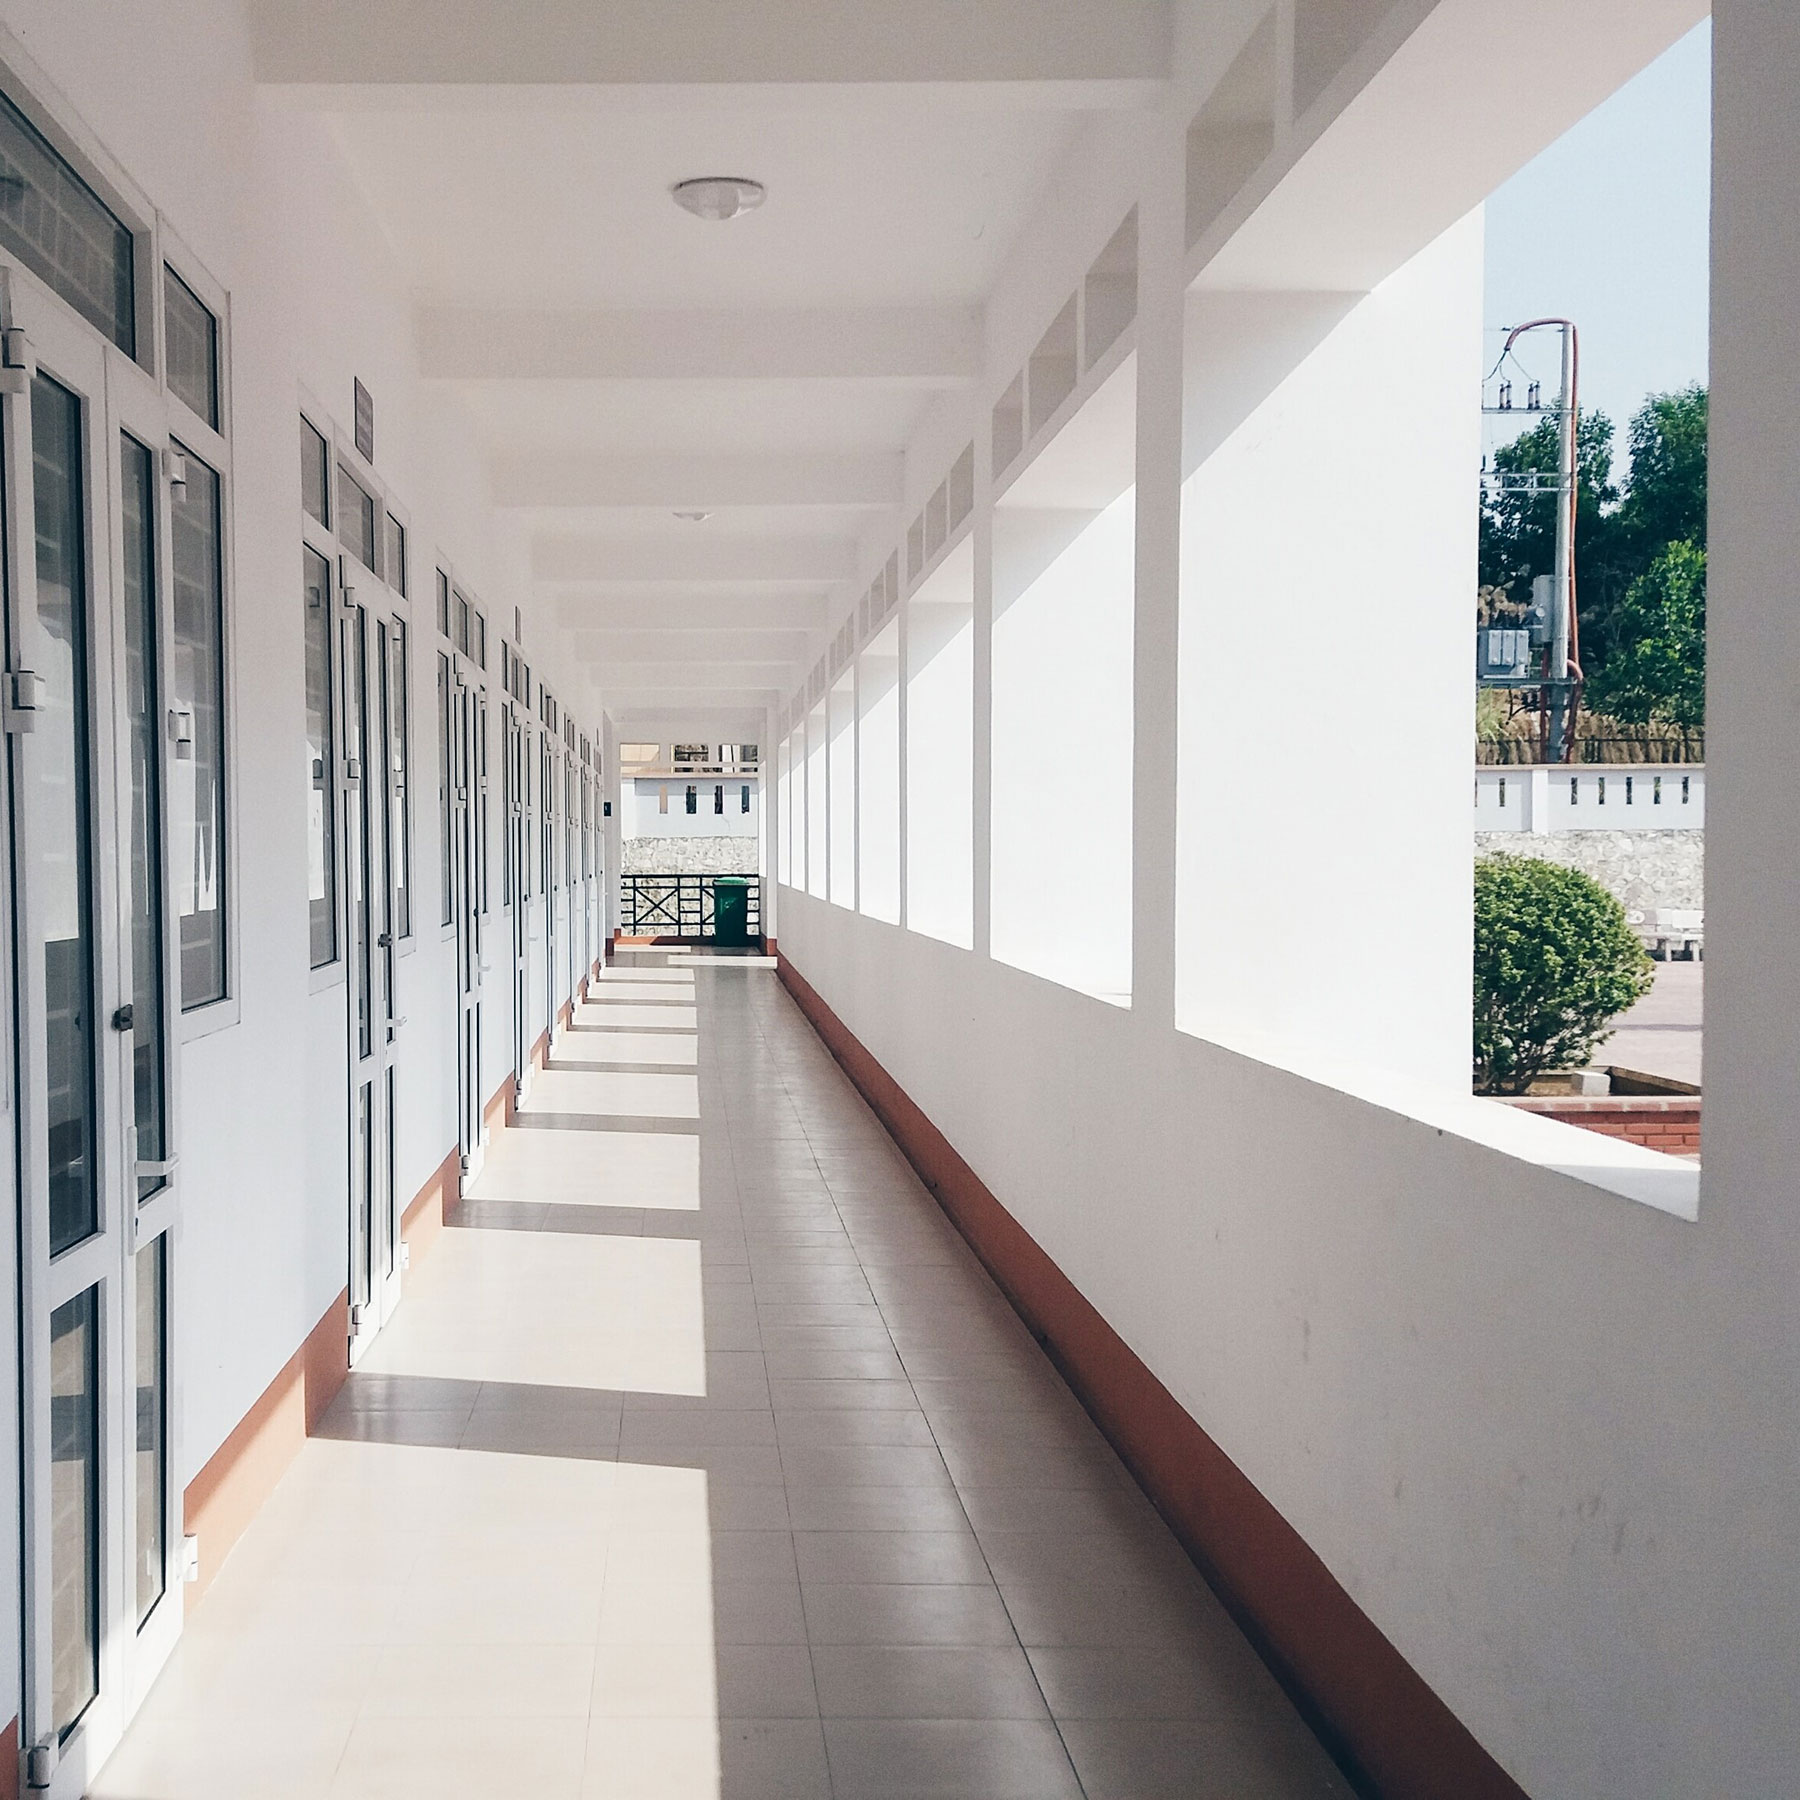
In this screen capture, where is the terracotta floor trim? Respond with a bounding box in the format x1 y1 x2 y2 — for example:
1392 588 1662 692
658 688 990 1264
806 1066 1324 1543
181 1287 349 1608
778 953 1530 1800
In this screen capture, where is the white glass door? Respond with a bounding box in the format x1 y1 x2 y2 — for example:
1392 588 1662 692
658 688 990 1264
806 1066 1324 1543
337 576 401 1362
5 271 181 1796
450 664 486 1180
505 697 531 1099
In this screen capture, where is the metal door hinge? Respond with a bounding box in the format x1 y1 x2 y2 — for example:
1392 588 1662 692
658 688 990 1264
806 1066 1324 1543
25 1734 55 1789
0 325 31 396
4 668 41 732
350 1302 366 1332
164 447 189 502
344 758 362 785
112 1003 135 1031
179 1534 200 1583
168 704 195 760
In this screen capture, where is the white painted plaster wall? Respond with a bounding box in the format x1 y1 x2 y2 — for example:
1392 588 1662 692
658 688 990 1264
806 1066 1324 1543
0 0 605 1739
1177 217 1481 1088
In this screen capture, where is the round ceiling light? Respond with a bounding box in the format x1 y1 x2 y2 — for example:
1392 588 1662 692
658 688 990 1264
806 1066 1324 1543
671 176 766 222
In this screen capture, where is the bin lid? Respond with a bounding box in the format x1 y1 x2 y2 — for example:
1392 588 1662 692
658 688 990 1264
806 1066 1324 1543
714 876 750 888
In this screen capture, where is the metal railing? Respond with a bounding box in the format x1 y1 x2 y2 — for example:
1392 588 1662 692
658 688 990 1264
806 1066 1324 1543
620 873 763 940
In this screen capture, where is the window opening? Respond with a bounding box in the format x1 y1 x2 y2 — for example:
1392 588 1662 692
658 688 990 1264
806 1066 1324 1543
685 785 697 815
436 568 451 638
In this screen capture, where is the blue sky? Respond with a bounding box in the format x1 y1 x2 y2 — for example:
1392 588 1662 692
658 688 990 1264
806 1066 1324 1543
1484 21 1711 452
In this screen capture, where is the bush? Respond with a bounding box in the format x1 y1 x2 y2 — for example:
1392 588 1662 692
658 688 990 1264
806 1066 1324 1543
1473 856 1654 1094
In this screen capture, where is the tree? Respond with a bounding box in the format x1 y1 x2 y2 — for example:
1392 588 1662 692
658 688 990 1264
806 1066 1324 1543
1582 541 1706 727
1613 384 1708 567
1473 856 1653 1095
1479 409 1618 612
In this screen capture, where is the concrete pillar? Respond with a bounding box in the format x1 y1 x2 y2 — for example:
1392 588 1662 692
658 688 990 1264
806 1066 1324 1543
1706 1 1800 1204
1130 109 1188 1030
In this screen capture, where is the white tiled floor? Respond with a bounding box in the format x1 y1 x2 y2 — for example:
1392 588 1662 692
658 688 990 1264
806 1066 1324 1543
94 952 1348 1799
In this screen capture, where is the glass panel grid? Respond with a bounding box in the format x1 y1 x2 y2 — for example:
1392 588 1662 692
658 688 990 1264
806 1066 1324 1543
121 434 169 1192
170 444 227 1007
300 417 329 526
304 547 337 967
0 88 134 354
336 463 376 573
134 1237 167 1626
163 266 218 430
32 374 99 1254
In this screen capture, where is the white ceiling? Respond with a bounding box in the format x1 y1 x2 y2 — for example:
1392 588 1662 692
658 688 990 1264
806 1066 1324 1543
308 87 1095 718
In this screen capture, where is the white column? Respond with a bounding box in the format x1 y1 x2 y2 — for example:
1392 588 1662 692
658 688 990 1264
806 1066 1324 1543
1130 110 1188 1031
1706 1 1800 1203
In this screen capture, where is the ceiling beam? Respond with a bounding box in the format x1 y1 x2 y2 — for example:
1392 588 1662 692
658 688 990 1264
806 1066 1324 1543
581 660 798 686
250 0 1169 90
556 591 828 633
419 306 977 385
576 629 813 662
534 536 857 584
494 452 903 510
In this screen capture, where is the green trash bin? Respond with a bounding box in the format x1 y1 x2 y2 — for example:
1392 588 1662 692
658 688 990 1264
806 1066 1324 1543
713 877 751 948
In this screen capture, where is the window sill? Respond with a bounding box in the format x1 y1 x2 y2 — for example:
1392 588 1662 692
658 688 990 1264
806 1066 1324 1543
1176 1020 1700 1221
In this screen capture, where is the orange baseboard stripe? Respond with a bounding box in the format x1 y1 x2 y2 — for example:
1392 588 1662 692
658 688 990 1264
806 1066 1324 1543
778 954 1529 1800
181 1287 349 1608
401 1145 459 1278
180 1135 471 1611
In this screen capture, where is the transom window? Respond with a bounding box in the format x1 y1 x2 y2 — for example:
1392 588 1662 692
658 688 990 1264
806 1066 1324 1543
336 462 377 573
163 266 218 429
0 85 134 353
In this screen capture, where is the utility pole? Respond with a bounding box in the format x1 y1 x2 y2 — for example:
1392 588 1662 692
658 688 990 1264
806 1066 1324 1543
1478 318 1582 762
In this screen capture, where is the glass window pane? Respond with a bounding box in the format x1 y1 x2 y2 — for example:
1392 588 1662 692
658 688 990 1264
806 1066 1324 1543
346 613 372 1059
454 591 470 657
384 513 406 596
389 620 411 940
300 417 329 526
163 267 218 430
134 1237 167 1626
336 463 376 572
121 434 169 1196
0 89 133 354
50 1287 99 1734
170 446 227 1007
436 568 450 638
32 375 99 1254
475 611 486 670
304 547 337 967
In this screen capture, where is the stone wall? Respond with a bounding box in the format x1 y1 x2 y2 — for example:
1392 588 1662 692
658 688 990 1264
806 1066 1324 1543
1473 829 1703 913
622 835 761 875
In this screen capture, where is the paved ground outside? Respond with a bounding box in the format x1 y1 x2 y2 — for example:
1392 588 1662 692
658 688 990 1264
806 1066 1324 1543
1596 960 1702 1087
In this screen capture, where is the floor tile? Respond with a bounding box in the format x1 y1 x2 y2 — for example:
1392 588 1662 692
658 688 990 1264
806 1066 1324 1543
94 955 1338 1800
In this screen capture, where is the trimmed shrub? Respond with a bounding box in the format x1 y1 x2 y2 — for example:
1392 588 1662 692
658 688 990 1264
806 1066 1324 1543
1473 855 1654 1095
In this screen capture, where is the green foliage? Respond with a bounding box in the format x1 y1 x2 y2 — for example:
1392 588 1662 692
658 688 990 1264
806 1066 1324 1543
1473 856 1653 1095
1582 541 1707 727
1613 384 1708 569
1478 409 1618 607
1478 383 1708 687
